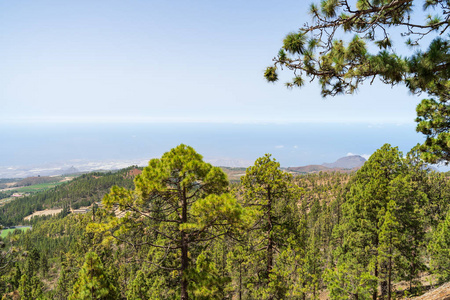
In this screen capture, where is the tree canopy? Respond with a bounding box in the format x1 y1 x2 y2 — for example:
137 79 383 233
2 149 450 298
265 0 450 164
93 144 244 300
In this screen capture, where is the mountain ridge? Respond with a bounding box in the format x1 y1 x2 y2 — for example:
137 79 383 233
322 155 367 169
288 155 367 174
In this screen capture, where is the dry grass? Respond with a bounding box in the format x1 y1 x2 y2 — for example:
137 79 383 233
24 208 63 221
409 282 450 300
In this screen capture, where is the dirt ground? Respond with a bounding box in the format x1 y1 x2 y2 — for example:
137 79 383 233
24 208 63 221
409 282 450 300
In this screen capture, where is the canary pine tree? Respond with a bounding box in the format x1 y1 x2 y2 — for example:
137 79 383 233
241 154 302 299
70 252 113 300
330 144 430 299
332 144 404 299
429 208 450 283
265 0 450 164
92 145 244 300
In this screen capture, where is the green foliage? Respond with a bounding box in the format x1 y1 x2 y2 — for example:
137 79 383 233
0 192 12 201
126 269 150 300
283 32 306 55
1 146 449 299
325 262 377 300
266 0 450 163
189 250 230 299
429 208 450 282
240 154 302 299
70 252 114 300
94 145 243 299
18 273 44 300
264 66 278 82
331 144 431 299
0 168 136 226
416 95 450 164
55 266 72 300
9 181 65 193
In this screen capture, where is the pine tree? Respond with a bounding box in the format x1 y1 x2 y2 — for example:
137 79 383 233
325 261 377 300
387 171 427 293
189 250 230 300
429 208 450 283
126 270 148 300
265 0 449 163
378 201 400 300
39 252 48 277
69 252 113 300
333 144 404 299
330 144 430 299
241 154 302 299
18 273 44 300
55 266 70 300
18 274 31 300
92 145 244 300
226 244 248 300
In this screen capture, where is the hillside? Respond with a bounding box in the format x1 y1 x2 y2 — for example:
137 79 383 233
288 155 367 174
322 155 367 169
287 164 330 173
219 166 247 182
0 166 141 226
1 148 450 300
411 282 450 300
13 176 62 187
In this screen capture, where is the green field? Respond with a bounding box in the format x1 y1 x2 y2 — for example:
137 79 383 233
0 226 31 238
11 181 66 193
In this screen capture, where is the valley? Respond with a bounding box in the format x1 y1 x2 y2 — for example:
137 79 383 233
0 145 449 299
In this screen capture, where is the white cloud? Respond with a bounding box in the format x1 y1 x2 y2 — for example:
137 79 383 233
347 152 371 160
275 145 284 149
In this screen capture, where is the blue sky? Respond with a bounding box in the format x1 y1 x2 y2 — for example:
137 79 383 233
2 0 444 173
0 0 423 124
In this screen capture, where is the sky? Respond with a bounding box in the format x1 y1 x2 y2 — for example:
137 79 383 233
0 0 423 124
1 0 443 172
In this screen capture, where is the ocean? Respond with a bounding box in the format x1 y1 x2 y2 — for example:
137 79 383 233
0 122 427 177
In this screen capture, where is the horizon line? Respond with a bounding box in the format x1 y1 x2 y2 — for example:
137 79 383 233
0 118 416 126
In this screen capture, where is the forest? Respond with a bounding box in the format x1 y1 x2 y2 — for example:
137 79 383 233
0 168 137 226
1 0 449 298
1 143 450 299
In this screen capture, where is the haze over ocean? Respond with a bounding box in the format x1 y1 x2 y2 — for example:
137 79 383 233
1 1 430 176
0 122 424 170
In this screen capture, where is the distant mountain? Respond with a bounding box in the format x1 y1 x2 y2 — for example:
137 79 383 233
288 155 367 174
0 159 149 179
62 166 80 175
322 155 367 169
287 165 331 173
14 176 61 187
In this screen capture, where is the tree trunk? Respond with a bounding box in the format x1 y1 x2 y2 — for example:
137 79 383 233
239 262 242 300
181 187 189 300
373 263 378 300
373 232 380 300
388 254 392 300
381 260 388 299
387 237 393 300
267 187 273 300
